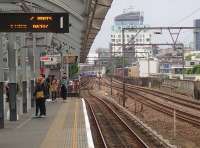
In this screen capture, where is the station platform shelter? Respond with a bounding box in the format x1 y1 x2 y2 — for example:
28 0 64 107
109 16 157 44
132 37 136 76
0 1 113 147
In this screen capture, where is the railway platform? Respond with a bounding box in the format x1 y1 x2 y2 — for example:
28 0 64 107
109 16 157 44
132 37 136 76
0 98 94 148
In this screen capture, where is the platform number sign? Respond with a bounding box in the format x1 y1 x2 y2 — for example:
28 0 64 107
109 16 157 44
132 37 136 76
0 13 69 33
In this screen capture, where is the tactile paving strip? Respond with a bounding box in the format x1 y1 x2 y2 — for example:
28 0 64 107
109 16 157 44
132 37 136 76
40 99 89 148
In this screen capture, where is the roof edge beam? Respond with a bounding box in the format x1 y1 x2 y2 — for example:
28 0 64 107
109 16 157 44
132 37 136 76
96 2 111 8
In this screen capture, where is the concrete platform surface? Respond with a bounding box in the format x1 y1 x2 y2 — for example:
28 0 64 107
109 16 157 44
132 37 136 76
0 98 93 148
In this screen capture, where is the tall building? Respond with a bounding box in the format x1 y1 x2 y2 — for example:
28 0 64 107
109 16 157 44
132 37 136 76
111 10 152 61
194 19 200 51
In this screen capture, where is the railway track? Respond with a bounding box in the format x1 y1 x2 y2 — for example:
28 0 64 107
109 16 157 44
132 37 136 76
82 90 149 148
112 78 200 110
102 79 200 127
80 77 91 88
84 93 107 148
81 86 173 148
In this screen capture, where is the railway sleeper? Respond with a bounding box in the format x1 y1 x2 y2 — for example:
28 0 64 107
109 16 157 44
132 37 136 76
103 95 177 148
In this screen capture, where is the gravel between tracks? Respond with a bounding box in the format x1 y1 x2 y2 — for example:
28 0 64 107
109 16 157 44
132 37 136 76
100 85 200 148
84 90 147 148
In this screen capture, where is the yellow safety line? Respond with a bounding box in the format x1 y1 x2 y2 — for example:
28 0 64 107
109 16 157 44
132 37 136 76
63 115 68 148
76 101 79 147
72 100 80 148
72 101 77 148
40 100 82 148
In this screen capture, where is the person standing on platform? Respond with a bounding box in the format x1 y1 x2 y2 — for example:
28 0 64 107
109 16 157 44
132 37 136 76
60 75 68 102
51 78 58 102
45 75 50 100
34 76 46 117
41 74 48 116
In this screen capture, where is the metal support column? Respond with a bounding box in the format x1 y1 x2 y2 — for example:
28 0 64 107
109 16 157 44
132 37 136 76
60 51 63 80
30 4 35 107
22 81 27 113
168 28 182 79
0 35 4 128
122 29 126 107
30 33 36 107
8 33 17 121
22 33 28 113
30 80 34 107
35 39 40 78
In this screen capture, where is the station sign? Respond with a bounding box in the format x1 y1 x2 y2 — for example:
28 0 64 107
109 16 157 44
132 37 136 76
40 55 61 65
0 13 69 33
40 56 50 62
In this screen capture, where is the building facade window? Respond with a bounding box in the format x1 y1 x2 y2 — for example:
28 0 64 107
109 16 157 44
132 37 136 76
190 62 195 65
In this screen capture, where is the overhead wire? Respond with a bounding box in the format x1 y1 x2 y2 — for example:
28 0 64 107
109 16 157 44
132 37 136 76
170 7 200 47
172 7 200 26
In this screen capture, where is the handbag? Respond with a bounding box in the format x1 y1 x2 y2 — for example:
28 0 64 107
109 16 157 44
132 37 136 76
36 91 44 98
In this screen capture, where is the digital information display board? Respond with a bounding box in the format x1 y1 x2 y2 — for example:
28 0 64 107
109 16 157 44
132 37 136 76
0 13 69 33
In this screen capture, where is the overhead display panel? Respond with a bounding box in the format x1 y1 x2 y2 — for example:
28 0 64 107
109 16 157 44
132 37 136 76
0 13 69 33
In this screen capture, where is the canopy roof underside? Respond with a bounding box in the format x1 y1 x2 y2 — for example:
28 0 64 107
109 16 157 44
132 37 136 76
0 0 113 63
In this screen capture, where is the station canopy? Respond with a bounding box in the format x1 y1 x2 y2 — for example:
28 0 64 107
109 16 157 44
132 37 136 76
0 0 113 63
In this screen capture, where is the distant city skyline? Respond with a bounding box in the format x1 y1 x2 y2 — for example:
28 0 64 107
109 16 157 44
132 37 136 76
89 0 200 54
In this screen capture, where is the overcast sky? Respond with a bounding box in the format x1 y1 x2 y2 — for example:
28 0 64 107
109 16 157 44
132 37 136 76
89 0 200 54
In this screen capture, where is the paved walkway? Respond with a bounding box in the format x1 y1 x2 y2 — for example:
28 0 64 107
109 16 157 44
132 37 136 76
0 98 93 148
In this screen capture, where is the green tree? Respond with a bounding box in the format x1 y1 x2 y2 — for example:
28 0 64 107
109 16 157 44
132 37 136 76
184 68 192 74
193 65 200 74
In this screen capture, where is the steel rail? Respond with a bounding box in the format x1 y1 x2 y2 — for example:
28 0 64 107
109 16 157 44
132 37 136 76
84 98 108 148
80 78 91 88
113 78 200 110
88 91 149 148
103 81 200 126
